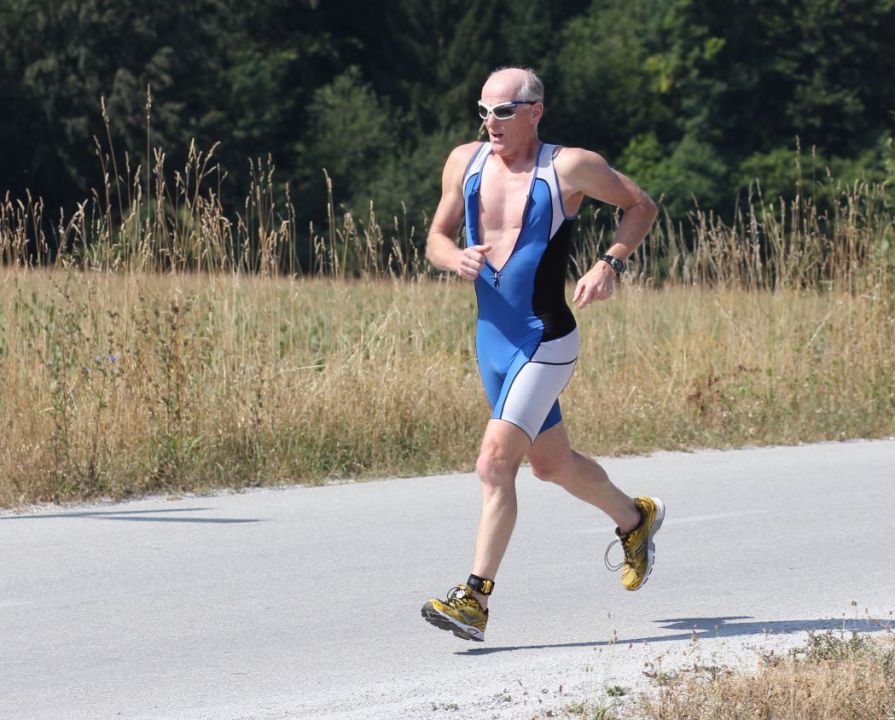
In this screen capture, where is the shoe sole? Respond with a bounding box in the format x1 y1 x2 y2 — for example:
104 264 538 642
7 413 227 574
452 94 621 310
636 497 666 591
420 603 485 642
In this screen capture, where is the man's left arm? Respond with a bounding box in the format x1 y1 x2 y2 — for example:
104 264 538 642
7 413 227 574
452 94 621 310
556 148 658 308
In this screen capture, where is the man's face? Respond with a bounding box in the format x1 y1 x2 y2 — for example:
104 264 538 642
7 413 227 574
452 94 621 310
479 76 542 157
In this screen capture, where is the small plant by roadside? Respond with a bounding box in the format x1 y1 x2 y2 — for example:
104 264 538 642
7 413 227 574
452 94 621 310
635 629 894 719
544 629 894 719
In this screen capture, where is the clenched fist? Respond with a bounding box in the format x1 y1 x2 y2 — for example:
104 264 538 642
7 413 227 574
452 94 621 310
457 243 492 281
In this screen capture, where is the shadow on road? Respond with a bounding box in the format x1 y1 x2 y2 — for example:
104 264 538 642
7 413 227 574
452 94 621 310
0 507 261 524
458 615 892 655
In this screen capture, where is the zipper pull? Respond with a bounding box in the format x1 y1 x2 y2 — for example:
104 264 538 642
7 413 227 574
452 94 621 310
493 269 500 288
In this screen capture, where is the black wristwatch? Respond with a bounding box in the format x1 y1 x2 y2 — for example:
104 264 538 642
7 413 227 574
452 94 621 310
600 254 625 277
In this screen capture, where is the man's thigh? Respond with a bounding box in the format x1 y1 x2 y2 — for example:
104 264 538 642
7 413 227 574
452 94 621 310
526 421 575 474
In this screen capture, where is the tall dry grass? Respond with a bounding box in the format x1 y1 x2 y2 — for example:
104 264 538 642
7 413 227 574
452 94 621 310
0 131 893 506
0 272 477 504
0 132 424 279
1 113 892 289
1 269 892 506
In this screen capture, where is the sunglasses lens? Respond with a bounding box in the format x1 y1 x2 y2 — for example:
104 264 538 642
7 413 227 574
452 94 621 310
477 104 489 120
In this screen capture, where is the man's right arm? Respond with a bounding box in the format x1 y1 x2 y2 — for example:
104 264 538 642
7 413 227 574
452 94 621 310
426 143 491 280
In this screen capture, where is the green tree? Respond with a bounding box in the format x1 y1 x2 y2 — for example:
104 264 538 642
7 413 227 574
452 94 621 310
295 67 398 221
339 0 499 133
221 0 341 184
359 125 474 232
3 0 894 238
736 146 805 203
1 0 239 209
544 0 672 157
619 132 728 219
647 0 895 160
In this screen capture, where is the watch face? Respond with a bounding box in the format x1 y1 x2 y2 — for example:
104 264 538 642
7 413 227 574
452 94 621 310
603 255 624 274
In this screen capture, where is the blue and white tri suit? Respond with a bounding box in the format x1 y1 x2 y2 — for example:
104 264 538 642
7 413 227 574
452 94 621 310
463 142 579 442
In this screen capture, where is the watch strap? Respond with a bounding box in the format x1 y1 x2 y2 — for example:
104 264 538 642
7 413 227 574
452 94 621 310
600 254 625 276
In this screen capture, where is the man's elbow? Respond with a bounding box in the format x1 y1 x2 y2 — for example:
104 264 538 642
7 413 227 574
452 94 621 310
426 235 448 268
425 234 438 263
622 190 658 223
632 193 658 225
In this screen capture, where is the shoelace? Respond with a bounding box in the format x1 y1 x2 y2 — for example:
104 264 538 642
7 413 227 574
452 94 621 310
446 584 476 607
605 508 647 572
604 536 635 572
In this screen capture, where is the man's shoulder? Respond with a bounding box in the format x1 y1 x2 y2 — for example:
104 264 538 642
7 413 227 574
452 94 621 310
442 141 485 187
552 145 607 169
553 146 613 188
447 141 485 166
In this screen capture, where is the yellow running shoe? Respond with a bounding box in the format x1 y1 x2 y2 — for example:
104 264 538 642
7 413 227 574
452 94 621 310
421 584 488 641
605 497 666 591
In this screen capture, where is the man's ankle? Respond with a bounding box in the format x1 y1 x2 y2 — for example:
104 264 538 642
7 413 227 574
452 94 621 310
619 504 644 536
466 573 494 610
471 589 489 611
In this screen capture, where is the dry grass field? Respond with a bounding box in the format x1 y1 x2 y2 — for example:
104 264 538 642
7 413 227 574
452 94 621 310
1 143 892 506
1 267 892 507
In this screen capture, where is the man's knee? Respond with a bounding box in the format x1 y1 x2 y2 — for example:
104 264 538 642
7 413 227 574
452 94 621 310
531 458 566 482
529 453 573 484
475 443 519 489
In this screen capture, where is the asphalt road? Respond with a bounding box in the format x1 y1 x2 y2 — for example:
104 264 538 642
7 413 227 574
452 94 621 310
2 440 894 720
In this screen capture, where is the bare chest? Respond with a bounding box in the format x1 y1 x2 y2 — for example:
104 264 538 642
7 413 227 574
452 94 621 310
477 160 535 269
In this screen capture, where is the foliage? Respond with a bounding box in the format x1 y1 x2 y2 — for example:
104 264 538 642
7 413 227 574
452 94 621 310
544 0 671 155
0 0 237 208
1 0 894 232
619 132 728 218
294 66 398 219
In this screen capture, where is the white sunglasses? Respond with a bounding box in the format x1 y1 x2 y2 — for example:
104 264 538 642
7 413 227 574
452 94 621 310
477 99 537 121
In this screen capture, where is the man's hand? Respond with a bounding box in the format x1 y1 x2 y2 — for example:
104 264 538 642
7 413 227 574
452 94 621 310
457 243 492 280
572 262 616 308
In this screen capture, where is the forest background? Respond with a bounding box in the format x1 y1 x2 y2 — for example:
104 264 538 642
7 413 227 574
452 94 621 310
2 0 894 241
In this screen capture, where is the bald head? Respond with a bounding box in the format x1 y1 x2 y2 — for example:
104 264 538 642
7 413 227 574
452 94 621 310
483 67 544 104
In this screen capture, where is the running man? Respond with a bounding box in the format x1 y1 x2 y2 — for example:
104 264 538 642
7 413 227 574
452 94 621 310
421 67 665 642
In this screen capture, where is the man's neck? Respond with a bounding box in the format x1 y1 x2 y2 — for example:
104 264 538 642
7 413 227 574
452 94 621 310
492 136 540 171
